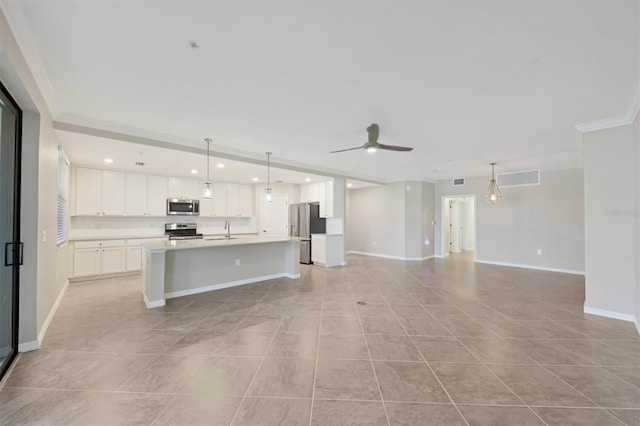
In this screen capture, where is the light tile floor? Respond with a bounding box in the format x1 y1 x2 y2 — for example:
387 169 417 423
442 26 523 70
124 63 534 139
1 253 639 425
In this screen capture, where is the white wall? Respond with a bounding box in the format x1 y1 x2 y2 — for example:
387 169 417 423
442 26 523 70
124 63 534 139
421 182 435 258
347 182 406 258
583 121 639 319
633 110 640 326
347 181 434 260
0 7 67 348
461 198 475 250
635 110 640 327
435 169 585 273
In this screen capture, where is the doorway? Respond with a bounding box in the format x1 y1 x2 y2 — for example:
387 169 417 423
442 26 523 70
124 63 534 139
261 194 289 236
0 81 22 380
442 195 475 257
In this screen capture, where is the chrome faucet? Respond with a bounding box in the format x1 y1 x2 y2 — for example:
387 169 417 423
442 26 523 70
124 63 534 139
224 220 231 239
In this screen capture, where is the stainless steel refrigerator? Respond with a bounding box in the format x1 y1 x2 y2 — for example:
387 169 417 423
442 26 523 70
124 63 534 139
289 202 326 264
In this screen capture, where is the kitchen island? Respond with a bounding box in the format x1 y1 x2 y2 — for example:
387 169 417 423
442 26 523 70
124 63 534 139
141 236 300 308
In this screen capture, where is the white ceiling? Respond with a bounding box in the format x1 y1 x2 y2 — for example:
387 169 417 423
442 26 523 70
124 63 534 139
5 0 639 181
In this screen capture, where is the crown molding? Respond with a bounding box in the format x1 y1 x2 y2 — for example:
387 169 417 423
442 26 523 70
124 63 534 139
575 86 640 133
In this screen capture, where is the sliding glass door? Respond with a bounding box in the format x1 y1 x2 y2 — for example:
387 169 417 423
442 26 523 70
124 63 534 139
0 81 22 380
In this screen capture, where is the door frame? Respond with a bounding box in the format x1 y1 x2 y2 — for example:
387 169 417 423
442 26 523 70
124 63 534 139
440 194 476 261
0 79 23 381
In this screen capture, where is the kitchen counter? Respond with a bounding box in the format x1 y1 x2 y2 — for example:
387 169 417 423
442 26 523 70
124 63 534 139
141 235 300 308
143 235 300 252
70 232 259 242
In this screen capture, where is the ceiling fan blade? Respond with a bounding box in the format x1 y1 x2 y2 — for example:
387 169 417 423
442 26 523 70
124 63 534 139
377 143 413 152
330 146 364 153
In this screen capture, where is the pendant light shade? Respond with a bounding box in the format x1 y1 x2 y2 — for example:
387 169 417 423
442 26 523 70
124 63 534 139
265 152 273 203
203 138 213 199
485 162 502 204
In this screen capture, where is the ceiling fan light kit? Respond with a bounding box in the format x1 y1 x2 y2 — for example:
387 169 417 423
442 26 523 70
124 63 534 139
331 123 414 154
485 162 502 204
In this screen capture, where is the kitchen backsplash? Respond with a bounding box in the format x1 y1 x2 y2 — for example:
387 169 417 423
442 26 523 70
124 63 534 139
70 216 257 239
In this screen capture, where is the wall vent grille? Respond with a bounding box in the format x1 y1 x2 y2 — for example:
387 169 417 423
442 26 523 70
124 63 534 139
496 169 540 187
452 178 465 186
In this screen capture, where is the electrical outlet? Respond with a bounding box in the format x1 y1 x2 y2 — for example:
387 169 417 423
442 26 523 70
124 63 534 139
537 249 542 255
235 259 240 266
41 230 46 242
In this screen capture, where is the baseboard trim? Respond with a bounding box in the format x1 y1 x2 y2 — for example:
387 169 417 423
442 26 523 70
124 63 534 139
347 251 434 261
18 340 39 352
164 273 296 300
69 271 139 283
583 306 637 323
37 279 69 345
474 259 585 275
143 294 166 309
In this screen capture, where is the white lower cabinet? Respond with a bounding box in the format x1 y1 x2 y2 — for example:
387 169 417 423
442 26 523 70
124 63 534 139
73 240 126 277
126 244 141 271
311 234 343 267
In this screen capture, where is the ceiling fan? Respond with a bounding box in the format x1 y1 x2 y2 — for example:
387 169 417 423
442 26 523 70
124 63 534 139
330 123 414 153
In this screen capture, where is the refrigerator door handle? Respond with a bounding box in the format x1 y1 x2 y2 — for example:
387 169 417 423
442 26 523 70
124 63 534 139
296 207 300 237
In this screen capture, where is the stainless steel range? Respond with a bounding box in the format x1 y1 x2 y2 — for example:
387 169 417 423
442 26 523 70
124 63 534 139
165 223 203 240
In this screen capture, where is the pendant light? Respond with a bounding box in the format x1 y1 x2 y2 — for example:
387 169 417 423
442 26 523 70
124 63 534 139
202 138 213 199
265 152 273 203
485 162 502 204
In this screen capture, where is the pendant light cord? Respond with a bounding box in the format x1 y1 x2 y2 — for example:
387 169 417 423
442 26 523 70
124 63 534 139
206 139 211 182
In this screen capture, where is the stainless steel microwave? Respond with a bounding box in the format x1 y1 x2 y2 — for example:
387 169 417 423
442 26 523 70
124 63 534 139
166 198 200 216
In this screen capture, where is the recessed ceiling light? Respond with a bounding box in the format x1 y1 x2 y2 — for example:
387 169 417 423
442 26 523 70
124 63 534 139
104 158 113 163
217 163 225 168
191 169 198 174
305 177 311 182
252 177 259 182
347 183 353 188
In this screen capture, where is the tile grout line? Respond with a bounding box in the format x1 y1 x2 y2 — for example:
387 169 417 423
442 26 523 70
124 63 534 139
308 268 326 426
348 275 392 426
227 274 300 426
148 394 178 426
379 292 472 426
401 293 551 426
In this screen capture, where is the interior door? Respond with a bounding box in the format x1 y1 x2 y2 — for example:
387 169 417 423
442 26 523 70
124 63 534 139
261 194 288 236
449 200 461 253
0 82 22 381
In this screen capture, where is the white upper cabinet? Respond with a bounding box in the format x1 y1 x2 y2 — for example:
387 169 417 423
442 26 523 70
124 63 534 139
74 167 254 218
323 180 334 218
226 183 240 215
212 182 228 217
201 183 253 217
75 168 102 216
147 176 168 216
300 183 319 203
238 184 253 217
124 173 147 216
125 173 168 216
75 168 124 216
300 181 334 218
168 177 200 199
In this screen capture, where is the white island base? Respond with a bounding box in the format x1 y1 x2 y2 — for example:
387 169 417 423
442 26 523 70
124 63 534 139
141 236 300 308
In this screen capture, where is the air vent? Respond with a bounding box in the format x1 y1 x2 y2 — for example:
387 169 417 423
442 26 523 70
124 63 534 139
497 169 540 187
452 178 465 186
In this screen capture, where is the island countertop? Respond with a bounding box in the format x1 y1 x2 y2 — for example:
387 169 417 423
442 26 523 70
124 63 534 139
142 235 300 252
